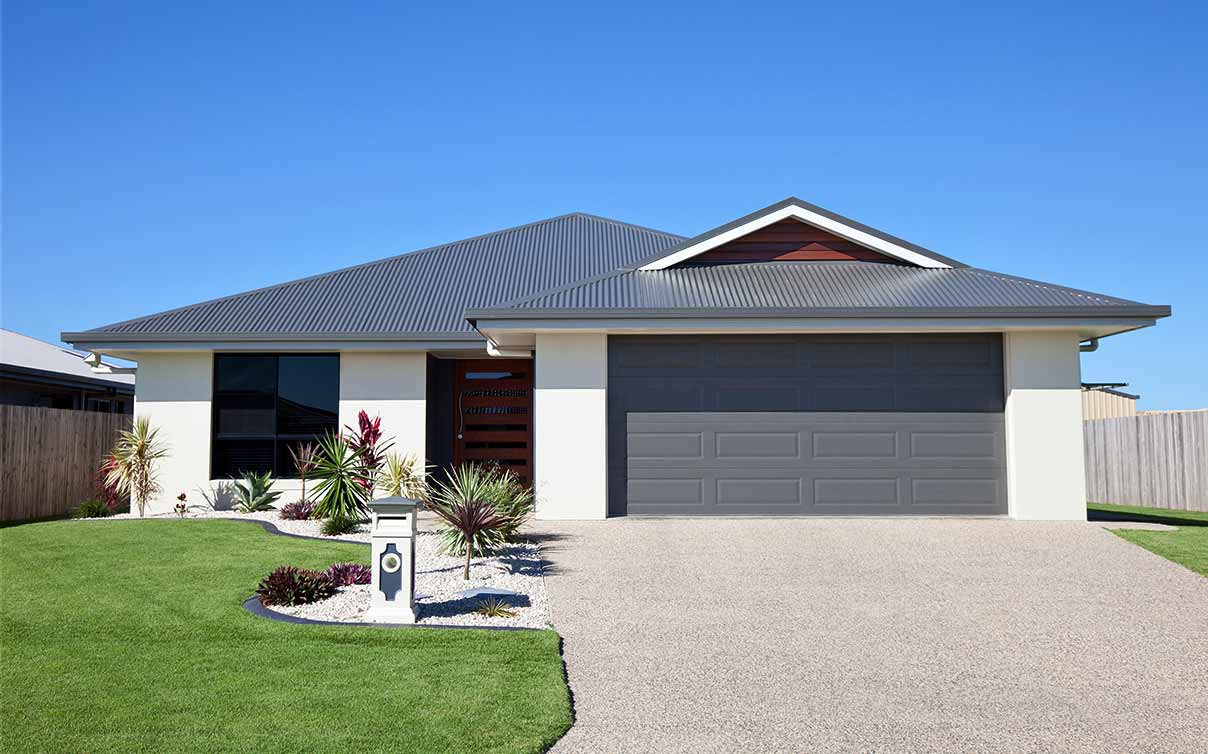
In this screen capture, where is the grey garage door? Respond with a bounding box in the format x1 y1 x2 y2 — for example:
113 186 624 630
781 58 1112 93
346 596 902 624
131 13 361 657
608 334 1006 516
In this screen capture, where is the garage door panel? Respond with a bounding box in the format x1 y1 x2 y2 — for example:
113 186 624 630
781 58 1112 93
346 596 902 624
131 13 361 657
609 335 1005 516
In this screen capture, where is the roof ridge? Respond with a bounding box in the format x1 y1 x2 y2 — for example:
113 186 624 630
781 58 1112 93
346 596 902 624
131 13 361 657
83 212 676 333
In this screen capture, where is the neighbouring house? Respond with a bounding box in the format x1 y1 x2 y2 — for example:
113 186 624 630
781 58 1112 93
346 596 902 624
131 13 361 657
62 198 1170 520
1 329 134 414
1082 383 1140 420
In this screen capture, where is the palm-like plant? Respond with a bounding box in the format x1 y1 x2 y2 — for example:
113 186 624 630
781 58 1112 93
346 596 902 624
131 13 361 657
311 431 372 520
378 452 429 500
429 499 516 580
344 410 393 492
232 470 281 512
429 463 533 555
289 442 319 503
106 417 170 517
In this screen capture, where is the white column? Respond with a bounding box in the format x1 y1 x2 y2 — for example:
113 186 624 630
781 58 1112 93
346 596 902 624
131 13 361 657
339 352 427 466
1003 331 1087 520
133 352 213 515
534 332 608 519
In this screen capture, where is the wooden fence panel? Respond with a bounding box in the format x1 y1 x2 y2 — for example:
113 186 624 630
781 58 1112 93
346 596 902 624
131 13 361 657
0 406 130 522
1084 410 1208 512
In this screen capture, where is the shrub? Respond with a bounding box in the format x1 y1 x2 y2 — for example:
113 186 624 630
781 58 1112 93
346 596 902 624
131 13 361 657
344 410 393 490
73 497 116 519
430 464 533 556
312 432 372 520
94 454 122 511
378 452 428 500
255 566 335 606
429 499 516 580
232 471 281 512
288 442 319 504
106 417 169 517
324 562 371 586
279 500 317 521
321 514 364 537
474 597 518 618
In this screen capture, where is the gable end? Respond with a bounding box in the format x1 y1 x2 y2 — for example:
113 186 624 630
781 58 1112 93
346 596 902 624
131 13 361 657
691 218 901 264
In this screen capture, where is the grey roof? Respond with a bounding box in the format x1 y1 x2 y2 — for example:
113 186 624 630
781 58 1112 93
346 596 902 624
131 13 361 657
1 329 135 388
65 213 684 342
467 262 1171 320
624 196 968 270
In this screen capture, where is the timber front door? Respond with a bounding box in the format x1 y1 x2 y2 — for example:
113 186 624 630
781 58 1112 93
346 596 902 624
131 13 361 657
452 359 534 483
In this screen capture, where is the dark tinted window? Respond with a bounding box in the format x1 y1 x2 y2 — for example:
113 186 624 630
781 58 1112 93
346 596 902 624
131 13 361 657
212 354 339 478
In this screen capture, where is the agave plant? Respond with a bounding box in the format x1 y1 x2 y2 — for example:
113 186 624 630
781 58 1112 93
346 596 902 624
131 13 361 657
378 452 429 500
311 431 372 520
288 441 319 504
232 470 282 512
429 463 534 556
429 498 517 580
106 417 170 517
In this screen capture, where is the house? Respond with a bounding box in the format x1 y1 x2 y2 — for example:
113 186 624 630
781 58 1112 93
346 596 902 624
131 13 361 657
62 198 1170 519
1 329 134 413
1082 383 1139 420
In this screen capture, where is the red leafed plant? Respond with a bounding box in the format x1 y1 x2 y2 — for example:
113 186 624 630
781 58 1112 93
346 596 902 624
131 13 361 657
344 410 392 490
94 454 122 513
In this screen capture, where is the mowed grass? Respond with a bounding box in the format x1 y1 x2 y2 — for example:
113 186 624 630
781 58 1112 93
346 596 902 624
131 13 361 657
1089 503 1208 578
0 519 571 754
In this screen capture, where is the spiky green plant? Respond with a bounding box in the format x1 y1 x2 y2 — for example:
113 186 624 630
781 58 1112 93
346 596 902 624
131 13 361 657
311 431 371 520
474 597 517 618
232 470 281 512
378 452 429 500
429 463 534 556
105 416 170 517
429 499 516 580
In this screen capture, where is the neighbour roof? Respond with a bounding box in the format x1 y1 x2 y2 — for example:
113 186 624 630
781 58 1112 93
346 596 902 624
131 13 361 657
1 329 135 388
468 262 1170 320
65 214 684 342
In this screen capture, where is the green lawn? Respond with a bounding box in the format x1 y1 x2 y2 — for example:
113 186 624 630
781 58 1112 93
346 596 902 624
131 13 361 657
0 519 571 754
1089 503 1208 578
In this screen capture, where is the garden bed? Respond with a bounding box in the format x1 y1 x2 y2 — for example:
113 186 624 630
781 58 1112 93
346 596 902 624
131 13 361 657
78 510 551 628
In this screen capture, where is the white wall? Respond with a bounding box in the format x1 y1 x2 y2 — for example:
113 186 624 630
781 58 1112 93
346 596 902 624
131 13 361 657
339 352 426 468
134 352 213 515
1003 331 1087 520
534 333 608 519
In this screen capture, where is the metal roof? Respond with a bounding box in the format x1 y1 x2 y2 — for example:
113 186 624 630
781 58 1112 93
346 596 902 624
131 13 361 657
467 262 1171 320
65 213 684 342
1 329 135 389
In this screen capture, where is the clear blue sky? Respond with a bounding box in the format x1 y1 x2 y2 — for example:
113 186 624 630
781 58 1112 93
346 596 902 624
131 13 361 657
3 2 1205 410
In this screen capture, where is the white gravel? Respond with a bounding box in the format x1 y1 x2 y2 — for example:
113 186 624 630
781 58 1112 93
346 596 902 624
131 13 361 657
78 509 550 629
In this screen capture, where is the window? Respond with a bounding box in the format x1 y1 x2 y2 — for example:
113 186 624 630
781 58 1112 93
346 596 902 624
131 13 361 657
211 354 339 478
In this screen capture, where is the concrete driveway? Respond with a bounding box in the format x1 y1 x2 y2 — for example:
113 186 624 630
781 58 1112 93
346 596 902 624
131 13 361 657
535 518 1208 754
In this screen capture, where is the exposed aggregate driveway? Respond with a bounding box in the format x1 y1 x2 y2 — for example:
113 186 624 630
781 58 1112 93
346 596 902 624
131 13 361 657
535 518 1208 754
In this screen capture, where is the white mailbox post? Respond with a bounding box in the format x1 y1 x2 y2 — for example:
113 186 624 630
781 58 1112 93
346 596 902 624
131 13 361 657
365 496 420 624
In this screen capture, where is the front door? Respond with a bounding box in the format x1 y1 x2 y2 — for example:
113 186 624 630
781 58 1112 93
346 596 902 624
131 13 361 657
452 359 534 483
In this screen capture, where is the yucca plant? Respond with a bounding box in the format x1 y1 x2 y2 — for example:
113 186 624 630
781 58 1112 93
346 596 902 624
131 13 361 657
232 470 282 512
430 499 517 580
311 431 372 520
474 597 517 618
106 417 170 517
288 442 319 504
429 463 534 555
378 452 429 500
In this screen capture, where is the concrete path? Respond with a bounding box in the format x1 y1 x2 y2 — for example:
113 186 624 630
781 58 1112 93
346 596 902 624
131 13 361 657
536 518 1208 754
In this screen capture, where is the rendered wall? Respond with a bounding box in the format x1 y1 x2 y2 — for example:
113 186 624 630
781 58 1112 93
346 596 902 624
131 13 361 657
1003 331 1088 520
133 352 213 515
339 352 427 468
534 333 608 519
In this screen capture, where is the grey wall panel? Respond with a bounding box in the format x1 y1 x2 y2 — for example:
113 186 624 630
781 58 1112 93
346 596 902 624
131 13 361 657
609 332 1006 515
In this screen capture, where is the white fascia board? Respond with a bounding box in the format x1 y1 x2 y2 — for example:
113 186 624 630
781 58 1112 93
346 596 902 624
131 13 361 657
638 204 951 270
74 338 487 360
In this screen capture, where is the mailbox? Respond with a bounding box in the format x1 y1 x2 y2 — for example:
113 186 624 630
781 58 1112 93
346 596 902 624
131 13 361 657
365 496 420 623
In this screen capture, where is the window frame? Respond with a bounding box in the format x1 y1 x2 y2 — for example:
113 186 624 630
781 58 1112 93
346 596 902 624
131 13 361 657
210 353 340 479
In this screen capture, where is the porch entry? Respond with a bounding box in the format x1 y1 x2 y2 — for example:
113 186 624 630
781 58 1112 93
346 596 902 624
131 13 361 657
452 359 534 483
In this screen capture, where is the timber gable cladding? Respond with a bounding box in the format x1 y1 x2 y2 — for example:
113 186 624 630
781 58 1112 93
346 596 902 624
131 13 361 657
691 218 901 264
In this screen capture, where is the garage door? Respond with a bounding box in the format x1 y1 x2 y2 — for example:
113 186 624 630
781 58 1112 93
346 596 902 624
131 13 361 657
608 334 1006 516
